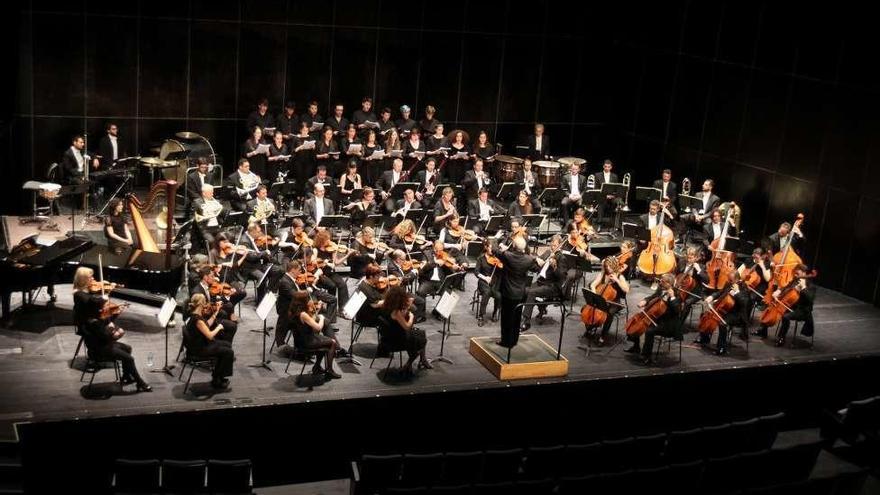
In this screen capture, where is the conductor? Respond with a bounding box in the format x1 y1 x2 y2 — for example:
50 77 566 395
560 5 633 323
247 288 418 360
497 237 542 348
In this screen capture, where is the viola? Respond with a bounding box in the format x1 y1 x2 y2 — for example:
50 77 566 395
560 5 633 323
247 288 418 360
625 295 670 337
403 232 427 245
209 281 235 297
320 240 350 254
580 275 618 327
373 275 401 291
576 219 593 237
449 225 479 241
486 254 504 269
219 243 249 258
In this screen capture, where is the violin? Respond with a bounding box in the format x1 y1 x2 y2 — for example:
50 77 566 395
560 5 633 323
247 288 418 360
88 280 122 293
436 250 460 270
320 240 350 254
360 238 390 253
449 225 479 241
373 275 402 291
294 231 314 247
304 258 327 273
200 301 223 318
209 281 235 297
486 254 504 269
254 234 278 249
100 301 128 320
219 243 249 258
401 259 426 271
568 232 589 252
403 232 427 245
295 272 317 286
576 218 593 238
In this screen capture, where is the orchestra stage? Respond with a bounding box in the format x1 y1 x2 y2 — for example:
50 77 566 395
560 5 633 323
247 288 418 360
2 216 880 441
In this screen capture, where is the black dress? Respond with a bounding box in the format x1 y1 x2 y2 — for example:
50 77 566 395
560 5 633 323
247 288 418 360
243 139 268 178
268 143 290 180
184 315 234 379
294 312 334 351
291 134 316 196
383 311 426 359
104 215 129 251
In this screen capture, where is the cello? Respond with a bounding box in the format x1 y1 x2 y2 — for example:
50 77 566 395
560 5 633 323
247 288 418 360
580 257 622 328
636 223 676 278
704 204 737 290
625 275 675 337
759 269 816 328
764 214 805 305
697 282 738 337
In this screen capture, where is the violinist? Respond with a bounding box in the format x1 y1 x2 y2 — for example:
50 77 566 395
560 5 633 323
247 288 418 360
383 286 432 376
276 260 338 347
191 265 241 341
389 219 425 252
292 259 339 323
277 218 309 255
243 222 283 301
414 157 442 208
439 215 473 251
475 240 503 326
467 187 503 235
290 291 342 379
312 230 351 311
754 264 815 345
184 294 235 389
387 250 427 320
561 221 600 294
521 235 565 332
583 256 630 346
697 270 750 355
72 267 152 392
356 263 388 326
462 159 492 200
433 186 459 229
351 227 388 278
565 208 595 240
499 217 528 249
416 240 463 302
625 273 681 365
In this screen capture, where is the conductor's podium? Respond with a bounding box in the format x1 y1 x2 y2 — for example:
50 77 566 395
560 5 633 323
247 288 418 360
469 334 569 380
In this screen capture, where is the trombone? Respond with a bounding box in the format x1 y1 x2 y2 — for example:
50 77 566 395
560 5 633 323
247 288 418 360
620 172 631 212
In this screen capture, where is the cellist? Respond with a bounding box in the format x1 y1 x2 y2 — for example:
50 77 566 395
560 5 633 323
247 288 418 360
583 256 630 346
677 246 709 321
696 270 750 355
624 273 681 365
754 264 816 345
737 247 772 308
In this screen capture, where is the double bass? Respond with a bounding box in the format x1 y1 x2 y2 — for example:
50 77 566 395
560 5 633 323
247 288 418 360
764 214 804 305
636 223 676 277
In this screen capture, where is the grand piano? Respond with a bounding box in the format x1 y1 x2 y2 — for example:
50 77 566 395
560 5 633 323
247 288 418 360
0 233 94 323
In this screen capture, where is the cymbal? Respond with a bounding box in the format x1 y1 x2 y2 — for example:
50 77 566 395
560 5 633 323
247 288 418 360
139 157 172 167
557 156 587 166
175 131 201 140
495 154 523 164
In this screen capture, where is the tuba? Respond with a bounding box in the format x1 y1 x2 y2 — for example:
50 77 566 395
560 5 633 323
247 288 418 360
681 178 691 212
620 172 631 212
127 180 179 256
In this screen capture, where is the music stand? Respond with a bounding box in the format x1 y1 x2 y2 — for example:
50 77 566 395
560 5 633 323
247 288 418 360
213 185 237 202
222 211 248 229
578 288 625 354
318 214 349 234
714 236 742 254
537 187 560 207
434 272 466 338
363 214 384 229
622 223 651 244
267 181 286 199
390 182 420 200
601 182 628 229
249 290 276 371
678 194 703 213
404 208 427 226
485 215 506 234
635 186 662 204
59 182 91 239
152 297 178 376
465 240 483 261
432 183 452 200
349 188 365 202
521 214 545 232
496 182 521 202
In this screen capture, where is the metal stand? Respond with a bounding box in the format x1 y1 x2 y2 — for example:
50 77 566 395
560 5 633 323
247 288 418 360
150 320 177 376
249 318 273 371
435 315 454 365
85 171 134 230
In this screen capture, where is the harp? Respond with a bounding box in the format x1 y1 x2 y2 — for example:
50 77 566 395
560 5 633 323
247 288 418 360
126 180 179 263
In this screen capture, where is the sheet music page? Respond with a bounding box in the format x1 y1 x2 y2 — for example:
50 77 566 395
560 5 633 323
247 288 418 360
256 291 277 321
256 143 271 155
309 122 324 132
343 290 367 319
347 144 363 154
367 150 385 160
157 297 177 327
435 290 460 319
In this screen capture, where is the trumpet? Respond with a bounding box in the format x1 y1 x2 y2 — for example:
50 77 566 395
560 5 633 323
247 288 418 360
620 172 631 212
681 178 691 212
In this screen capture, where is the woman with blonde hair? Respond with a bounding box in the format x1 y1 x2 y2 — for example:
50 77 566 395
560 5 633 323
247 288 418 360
184 293 235 389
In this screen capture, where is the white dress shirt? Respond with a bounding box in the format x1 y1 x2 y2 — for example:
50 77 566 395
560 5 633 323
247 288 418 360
478 200 491 221
109 135 118 161
314 198 325 225
570 174 580 196
535 135 543 152
702 193 711 213
71 146 84 172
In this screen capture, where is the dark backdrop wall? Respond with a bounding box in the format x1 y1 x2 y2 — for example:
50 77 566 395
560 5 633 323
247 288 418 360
598 2 880 306
8 1 880 306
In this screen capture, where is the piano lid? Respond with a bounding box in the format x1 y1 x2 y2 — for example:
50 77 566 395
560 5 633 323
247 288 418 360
5 236 94 266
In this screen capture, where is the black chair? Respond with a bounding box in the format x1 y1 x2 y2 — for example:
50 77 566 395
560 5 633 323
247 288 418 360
560 442 603 477
767 442 822 486
399 453 444 488
665 427 706 463
111 458 160 493
520 445 564 480
601 436 638 473
471 481 514 495
440 451 483 486
557 474 606 495
207 459 252 494
283 332 327 382
514 478 556 495
429 484 471 495
751 412 785 452
80 352 123 392
385 487 430 495
70 322 86 368
353 454 403 494
728 417 761 454
481 448 524 483
369 314 406 372
178 351 218 395
162 459 207 493
701 423 736 459
701 452 753 493
664 460 704 495
652 331 683 364
821 396 880 447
